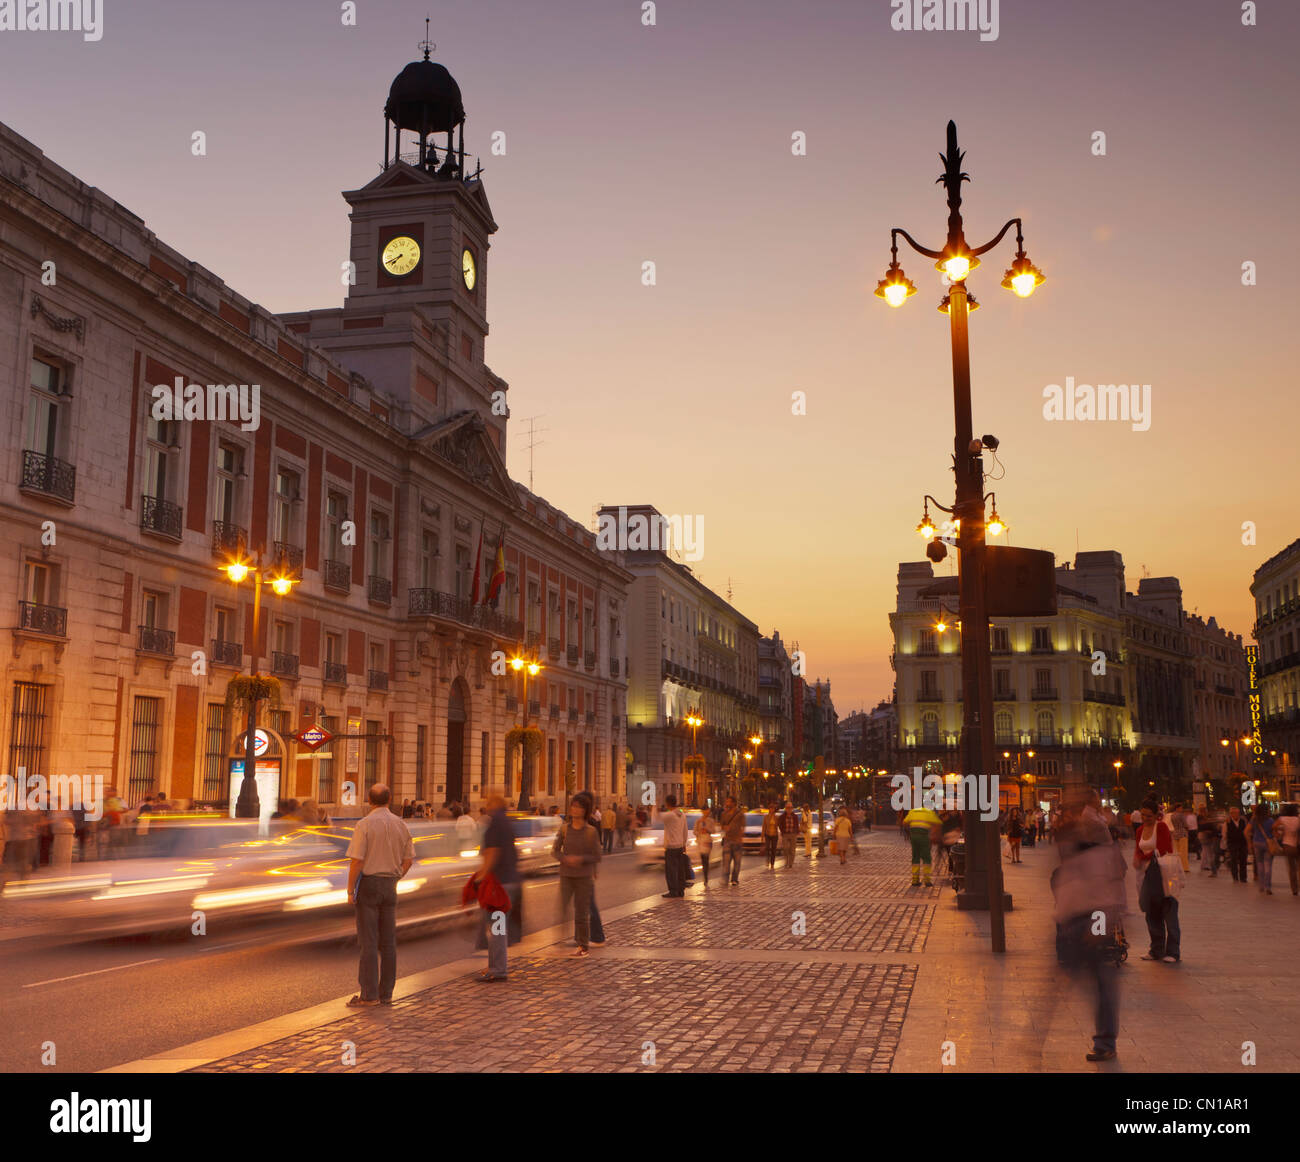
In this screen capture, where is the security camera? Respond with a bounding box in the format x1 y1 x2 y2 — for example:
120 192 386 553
926 539 948 563
968 439 983 454
981 434 999 451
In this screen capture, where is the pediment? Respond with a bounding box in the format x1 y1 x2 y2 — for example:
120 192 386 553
418 411 516 503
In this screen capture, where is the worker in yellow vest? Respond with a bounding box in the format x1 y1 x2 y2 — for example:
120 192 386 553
903 804 943 887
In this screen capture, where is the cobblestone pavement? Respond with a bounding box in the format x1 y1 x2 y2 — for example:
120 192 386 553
186 832 933 1073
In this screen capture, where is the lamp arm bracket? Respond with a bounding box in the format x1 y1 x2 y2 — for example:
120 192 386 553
923 493 955 514
971 218 1023 258
891 228 944 261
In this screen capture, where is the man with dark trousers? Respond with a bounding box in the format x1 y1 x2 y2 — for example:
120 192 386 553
345 784 413 1007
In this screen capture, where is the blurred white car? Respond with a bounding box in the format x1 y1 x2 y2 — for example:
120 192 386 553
636 811 719 866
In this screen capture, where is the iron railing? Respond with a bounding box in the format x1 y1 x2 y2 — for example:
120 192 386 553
323 660 347 684
19 601 66 636
272 651 299 678
141 494 182 539
324 559 351 592
138 625 174 655
21 449 76 503
211 639 243 667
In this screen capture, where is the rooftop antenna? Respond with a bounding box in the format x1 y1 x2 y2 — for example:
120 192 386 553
521 415 547 492
726 576 733 603
419 16 434 60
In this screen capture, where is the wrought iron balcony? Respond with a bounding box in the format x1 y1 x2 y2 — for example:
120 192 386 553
610 658 620 678
405 589 524 639
1030 687 1059 701
138 625 174 655
526 630 542 650
548 703 559 719
141 494 182 540
368 669 389 691
527 699 540 717
272 541 304 578
20 449 76 503
323 660 347 684
568 707 579 723
993 688 1017 701
1214 683 1235 697
212 520 246 558
1083 689 1125 706
368 575 392 605
1030 645 1056 655
19 601 66 636
272 651 299 679
505 693 518 711
324 559 351 592
585 710 596 725
567 644 579 665
584 650 596 670
211 639 243 667
916 691 944 702
548 637 561 660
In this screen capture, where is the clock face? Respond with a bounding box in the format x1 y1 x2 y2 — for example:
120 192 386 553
381 235 421 277
462 247 477 290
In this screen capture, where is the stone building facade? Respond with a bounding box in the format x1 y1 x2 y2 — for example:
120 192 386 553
0 58 629 814
611 504 760 806
1251 536 1300 795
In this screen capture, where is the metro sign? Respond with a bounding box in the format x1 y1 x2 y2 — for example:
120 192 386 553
295 723 333 752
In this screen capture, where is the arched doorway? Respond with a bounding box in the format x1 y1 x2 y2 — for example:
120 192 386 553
446 678 469 805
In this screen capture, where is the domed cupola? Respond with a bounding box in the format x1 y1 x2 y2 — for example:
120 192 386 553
383 24 467 179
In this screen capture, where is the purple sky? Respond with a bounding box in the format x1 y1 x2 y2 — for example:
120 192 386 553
3 0 1297 713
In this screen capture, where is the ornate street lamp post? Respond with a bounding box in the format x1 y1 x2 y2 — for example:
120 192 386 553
511 653 542 812
224 548 297 820
875 121 1046 954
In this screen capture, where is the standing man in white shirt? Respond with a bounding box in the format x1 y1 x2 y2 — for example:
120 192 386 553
660 795 688 898
346 784 413 1007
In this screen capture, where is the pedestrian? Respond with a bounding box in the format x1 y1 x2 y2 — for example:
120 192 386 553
694 806 716 887
601 800 615 853
832 808 854 866
1170 803 1189 872
551 793 601 955
1198 814 1221 877
1006 806 1024 864
778 800 800 868
1274 802 1300 896
472 792 520 982
401 798 414 819
1133 796 1180 964
898 809 911 843
1245 803 1276 896
455 806 477 844
1052 796 1125 1063
720 795 745 885
660 795 688 898
801 804 814 858
903 803 941 885
761 803 780 870
616 802 629 848
1224 805 1249 883
849 807 861 855
574 792 607 945
345 784 414 1007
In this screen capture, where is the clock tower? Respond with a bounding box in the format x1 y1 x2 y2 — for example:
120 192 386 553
281 45 507 455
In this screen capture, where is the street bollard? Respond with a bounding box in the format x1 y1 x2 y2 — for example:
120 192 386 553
51 818 75 870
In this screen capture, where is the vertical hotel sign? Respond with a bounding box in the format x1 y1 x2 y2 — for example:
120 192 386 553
1247 645 1265 765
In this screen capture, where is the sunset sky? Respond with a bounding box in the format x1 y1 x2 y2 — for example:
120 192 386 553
4 0 1296 713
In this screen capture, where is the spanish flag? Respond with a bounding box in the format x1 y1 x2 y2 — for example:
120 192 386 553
487 527 506 608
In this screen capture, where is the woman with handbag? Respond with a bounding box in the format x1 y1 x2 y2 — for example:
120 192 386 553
1133 797 1181 963
1245 803 1276 896
551 795 602 956
832 809 854 866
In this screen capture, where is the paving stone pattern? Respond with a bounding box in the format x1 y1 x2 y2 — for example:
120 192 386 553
193 956 918 1074
604 899 934 952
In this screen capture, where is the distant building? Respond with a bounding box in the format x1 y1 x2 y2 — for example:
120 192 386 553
1184 612 1250 792
1251 537 1300 796
608 504 760 806
890 550 1232 808
756 630 794 780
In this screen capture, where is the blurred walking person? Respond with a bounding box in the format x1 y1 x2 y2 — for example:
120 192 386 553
762 804 779 870
801 804 814 858
601 801 615 853
832 808 854 867
574 792 607 945
903 803 942 886
1246 803 1276 896
694 806 716 887
1006 806 1025 864
552 794 602 954
346 784 413 1006
720 796 745 885
1170 804 1190 873
1133 797 1180 963
1224 805 1249 883
1275 802 1300 896
1053 798 1125 1063
1198 813 1221 876
472 792 520 982
778 800 800 869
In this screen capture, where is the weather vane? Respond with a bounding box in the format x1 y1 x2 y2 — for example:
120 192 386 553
419 16 435 60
